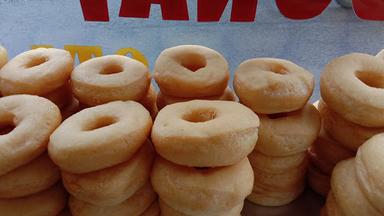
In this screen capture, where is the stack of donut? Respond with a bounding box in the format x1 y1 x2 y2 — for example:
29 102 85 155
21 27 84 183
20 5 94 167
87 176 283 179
0 45 8 69
0 95 67 216
321 133 384 216
48 101 159 216
151 100 259 215
234 58 321 206
309 52 384 196
70 55 158 119
0 48 74 110
154 45 236 110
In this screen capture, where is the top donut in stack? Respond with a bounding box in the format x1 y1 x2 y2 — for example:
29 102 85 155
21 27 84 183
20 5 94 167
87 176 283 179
233 58 320 206
154 45 236 110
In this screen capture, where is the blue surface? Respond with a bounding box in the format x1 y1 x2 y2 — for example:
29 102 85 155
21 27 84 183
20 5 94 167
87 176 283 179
0 0 384 101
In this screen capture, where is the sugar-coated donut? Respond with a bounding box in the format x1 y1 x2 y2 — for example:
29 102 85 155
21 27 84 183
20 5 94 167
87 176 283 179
307 164 330 197
0 45 8 69
234 58 314 114
0 48 73 96
49 100 152 173
0 95 61 176
151 157 253 215
71 55 150 106
0 153 60 198
152 100 259 167
62 140 155 206
44 83 72 109
331 159 381 216
154 45 229 98
140 84 158 119
0 183 67 216
141 201 160 216
355 134 384 214
69 182 157 216
156 87 236 110
318 100 384 151
255 104 321 157
321 53 384 127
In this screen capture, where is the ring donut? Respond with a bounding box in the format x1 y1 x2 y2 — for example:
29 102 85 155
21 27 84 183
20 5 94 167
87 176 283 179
320 53 384 127
154 45 229 98
140 84 158 119
318 100 384 151
0 48 73 96
156 87 236 110
43 83 72 109
254 103 321 157
0 95 61 176
69 182 157 216
49 100 152 173
0 183 67 216
234 58 314 114
151 100 259 167
0 45 8 69
71 55 150 106
151 157 253 215
0 153 60 198
322 192 344 216
62 140 155 206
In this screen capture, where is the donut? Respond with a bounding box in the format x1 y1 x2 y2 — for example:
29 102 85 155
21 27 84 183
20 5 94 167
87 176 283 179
156 87 236 110
307 147 334 176
234 58 314 114
331 159 381 216
154 45 229 98
0 45 8 69
61 97 82 120
43 83 72 109
141 201 160 216
307 164 330 197
0 48 73 96
248 150 307 174
0 183 67 216
355 134 384 214
0 95 61 176
322 192 344 216
151 157 253 215
62 140 155 206
71 55 150 106
318 100 384 151
69 182 157 216
140 84 158 119
254 103 321 157
49 100 152 174
0 153 60 198
320 53 384 127
151 100 259 167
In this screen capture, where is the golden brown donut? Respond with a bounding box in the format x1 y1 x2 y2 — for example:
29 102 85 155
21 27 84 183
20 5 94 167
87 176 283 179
0 95 61 176
71 55 150 106
234 58 314 114
0 153 60 198
331 159 381 216
152 100 259 167
62 140 155 206
141 201 160 216
44 83 72 109
320 53 384 127
307 164 330 197
355 134 384 214
140 84 158 119
0 183 67 216
307 147 334 176
318 100 384 151
151 157 253 215
156 87 236 110
322 192 344 216
254 103 321 157
0 48 73 96
69 182 157 216
0 45 8 69
49 100 152 173
154 45 229 98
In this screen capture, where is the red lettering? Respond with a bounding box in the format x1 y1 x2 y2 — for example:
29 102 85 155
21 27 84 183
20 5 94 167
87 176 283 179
119 0 189 20
353 0 384 20
275 0 331 20
80 0 109 21
197 0 258 22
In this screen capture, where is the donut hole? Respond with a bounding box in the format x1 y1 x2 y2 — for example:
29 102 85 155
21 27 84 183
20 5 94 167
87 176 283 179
0 114 15 135
25 56 48 68
100 64 124 75
355 71 384 88
183 108 217 123
84 116 117 131
178 53 207 72
267 113 289 119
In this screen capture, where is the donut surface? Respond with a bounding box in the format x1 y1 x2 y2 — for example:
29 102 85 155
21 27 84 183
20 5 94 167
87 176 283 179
44 83 72 109
0 48 73 96
151 100 259 167
234 58 314 114
141 201 160 216
0 45 8 69
307 164 330 197
154 45 229 98
49 100 152 173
